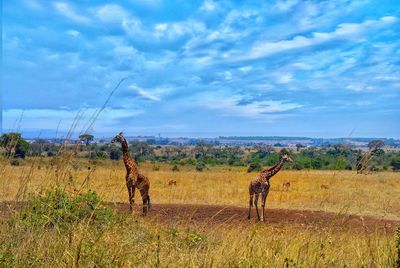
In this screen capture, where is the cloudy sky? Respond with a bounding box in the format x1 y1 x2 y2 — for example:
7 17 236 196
2 0 400 138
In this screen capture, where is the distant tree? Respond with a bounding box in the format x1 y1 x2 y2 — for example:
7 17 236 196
79 134 94 146
368 140 385 157
253 143 274 154
296 144 305 152
109 147 122 160
368 140 385 151
0 132 30 158
391 157 400 171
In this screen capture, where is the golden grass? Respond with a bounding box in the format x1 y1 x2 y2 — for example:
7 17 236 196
1 159 400 220
1 212 396 267
0 157 399 267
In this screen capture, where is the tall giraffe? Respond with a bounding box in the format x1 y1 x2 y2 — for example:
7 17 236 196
111 132 150 215
248 152 293 221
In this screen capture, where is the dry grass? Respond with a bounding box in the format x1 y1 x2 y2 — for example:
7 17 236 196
1 159 399 220
0 157 399 267
1 209 397 267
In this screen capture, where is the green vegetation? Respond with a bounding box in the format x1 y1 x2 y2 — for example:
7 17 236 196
18 189 115 229
0 133 30 159
2 132 400 172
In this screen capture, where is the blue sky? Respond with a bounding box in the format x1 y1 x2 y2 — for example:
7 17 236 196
2 0 400 138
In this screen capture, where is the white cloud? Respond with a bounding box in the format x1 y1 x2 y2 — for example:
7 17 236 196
196 93 302 119
243 16 398 60
239 66 253 73
66 29 80 37
53 2 90 23
153 21 206 39
94 4 128 23
375 76 400 82
129 85 161 101
200 0 218 12
277 73 293 84
274 0 300 12
155 23 168 31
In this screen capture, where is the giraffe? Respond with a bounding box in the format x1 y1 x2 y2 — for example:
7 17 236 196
111 132 150 215
248 152 293 221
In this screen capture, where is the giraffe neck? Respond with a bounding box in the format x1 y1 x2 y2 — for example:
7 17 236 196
120 137 137 173
262 158 285 179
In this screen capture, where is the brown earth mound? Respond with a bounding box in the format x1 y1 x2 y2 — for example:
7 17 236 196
1 201 398 233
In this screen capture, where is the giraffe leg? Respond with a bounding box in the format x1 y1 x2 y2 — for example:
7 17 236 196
254 193 260 221
261 191 266 222
248 194 253 220
127 181 135 212
147 195 151 211
140 189 148 215
261 187 270 222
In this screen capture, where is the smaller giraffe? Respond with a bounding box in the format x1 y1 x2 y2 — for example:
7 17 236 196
248 152 293 222
111 132 150 215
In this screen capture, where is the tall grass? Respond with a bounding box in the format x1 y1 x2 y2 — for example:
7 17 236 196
0 189 397 267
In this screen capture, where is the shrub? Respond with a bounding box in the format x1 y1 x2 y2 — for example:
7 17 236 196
391 157 400 171
19 189 115 229
172 165 179 172
196 161 206 172
10 159 20 166
152 165 160 171
247 162 262 173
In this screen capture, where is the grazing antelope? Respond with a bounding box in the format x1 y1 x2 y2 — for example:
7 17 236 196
248 152 293 221
282 181 291 190
320 184 329 190
111 132 150 215
168 180 177 186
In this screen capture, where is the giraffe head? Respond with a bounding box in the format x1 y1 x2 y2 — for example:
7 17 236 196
280 152 293 163
111 132 124 144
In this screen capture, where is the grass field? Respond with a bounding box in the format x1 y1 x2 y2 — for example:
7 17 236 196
0 157 399 267
1 158 399 220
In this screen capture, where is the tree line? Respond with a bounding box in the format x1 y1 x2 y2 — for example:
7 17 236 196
1 132 400 172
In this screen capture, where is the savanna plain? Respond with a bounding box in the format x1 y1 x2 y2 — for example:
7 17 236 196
1 157 400 267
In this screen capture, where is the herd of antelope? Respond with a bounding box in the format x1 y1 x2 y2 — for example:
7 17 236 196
111 132 328 221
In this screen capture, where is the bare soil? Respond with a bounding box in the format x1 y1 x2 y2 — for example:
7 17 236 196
1 201 398 233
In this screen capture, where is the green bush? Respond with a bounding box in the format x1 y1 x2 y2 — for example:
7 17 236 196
172 165 179 172
391 157 400 171
152 165 160 171
10 159 20 166
247 162 262 173
19 189 115 229
196 161 206 172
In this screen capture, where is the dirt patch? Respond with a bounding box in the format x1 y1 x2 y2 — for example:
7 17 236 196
105 203 400 233
1 201 398 233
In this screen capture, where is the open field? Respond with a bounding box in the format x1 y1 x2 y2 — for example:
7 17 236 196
1 158 399 267
1 159 400 220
